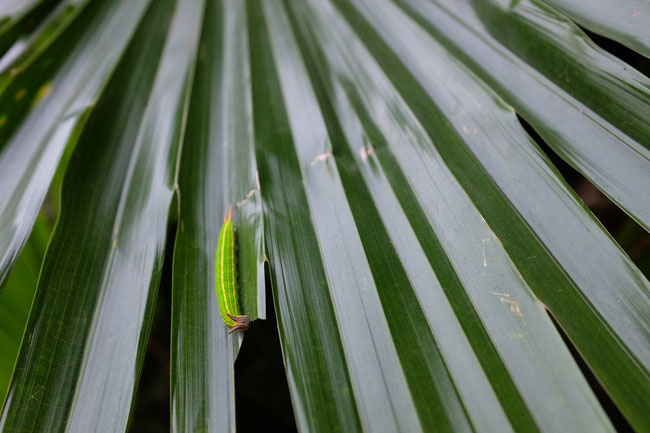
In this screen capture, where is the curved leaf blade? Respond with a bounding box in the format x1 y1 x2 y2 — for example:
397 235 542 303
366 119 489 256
392 0 650 232
0 0 151 288
541 0 650 59
0 0 203 429
464 0 650 153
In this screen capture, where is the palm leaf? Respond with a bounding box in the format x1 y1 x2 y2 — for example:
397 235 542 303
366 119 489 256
0 0 202 429
1 0 649 431
170 0 265 430
0 0 151 288
541 0 650 59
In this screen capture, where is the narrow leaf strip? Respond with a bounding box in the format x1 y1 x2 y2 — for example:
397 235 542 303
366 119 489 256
541 0 650 59
249 0 362 430
171 0 264 428
0 215 50 405
220 0 265 320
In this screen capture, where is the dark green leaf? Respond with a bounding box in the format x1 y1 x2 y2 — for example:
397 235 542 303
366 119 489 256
170 0 265 430
0 0 203 430
0 0 60 58
392 0 650 232
335 2 650 427
1 0 649 431
0 0 151 288
250 0 624 430
0 215 49 406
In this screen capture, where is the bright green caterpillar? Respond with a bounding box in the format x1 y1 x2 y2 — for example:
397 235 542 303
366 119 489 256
215 205 249 334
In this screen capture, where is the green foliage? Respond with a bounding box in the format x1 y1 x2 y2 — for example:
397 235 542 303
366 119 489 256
0 0 649 431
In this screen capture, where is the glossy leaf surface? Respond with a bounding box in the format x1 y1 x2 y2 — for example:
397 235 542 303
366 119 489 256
392 0 650 233
0 0 648 431
0 0 203 429
329 0 650 428
170 0 265 430
247 0 647 430
0 0 151 289
542 0 650 59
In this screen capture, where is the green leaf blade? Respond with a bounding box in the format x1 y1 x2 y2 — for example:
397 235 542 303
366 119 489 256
251 0 621 431
0 0 60 58
0 0 151 289
249 1 363 431
0 214 50 406
0 0 203 429
325 0 650 429
462 0 650 152
1 0 648 431
391 0 650 233
541 0 650 59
